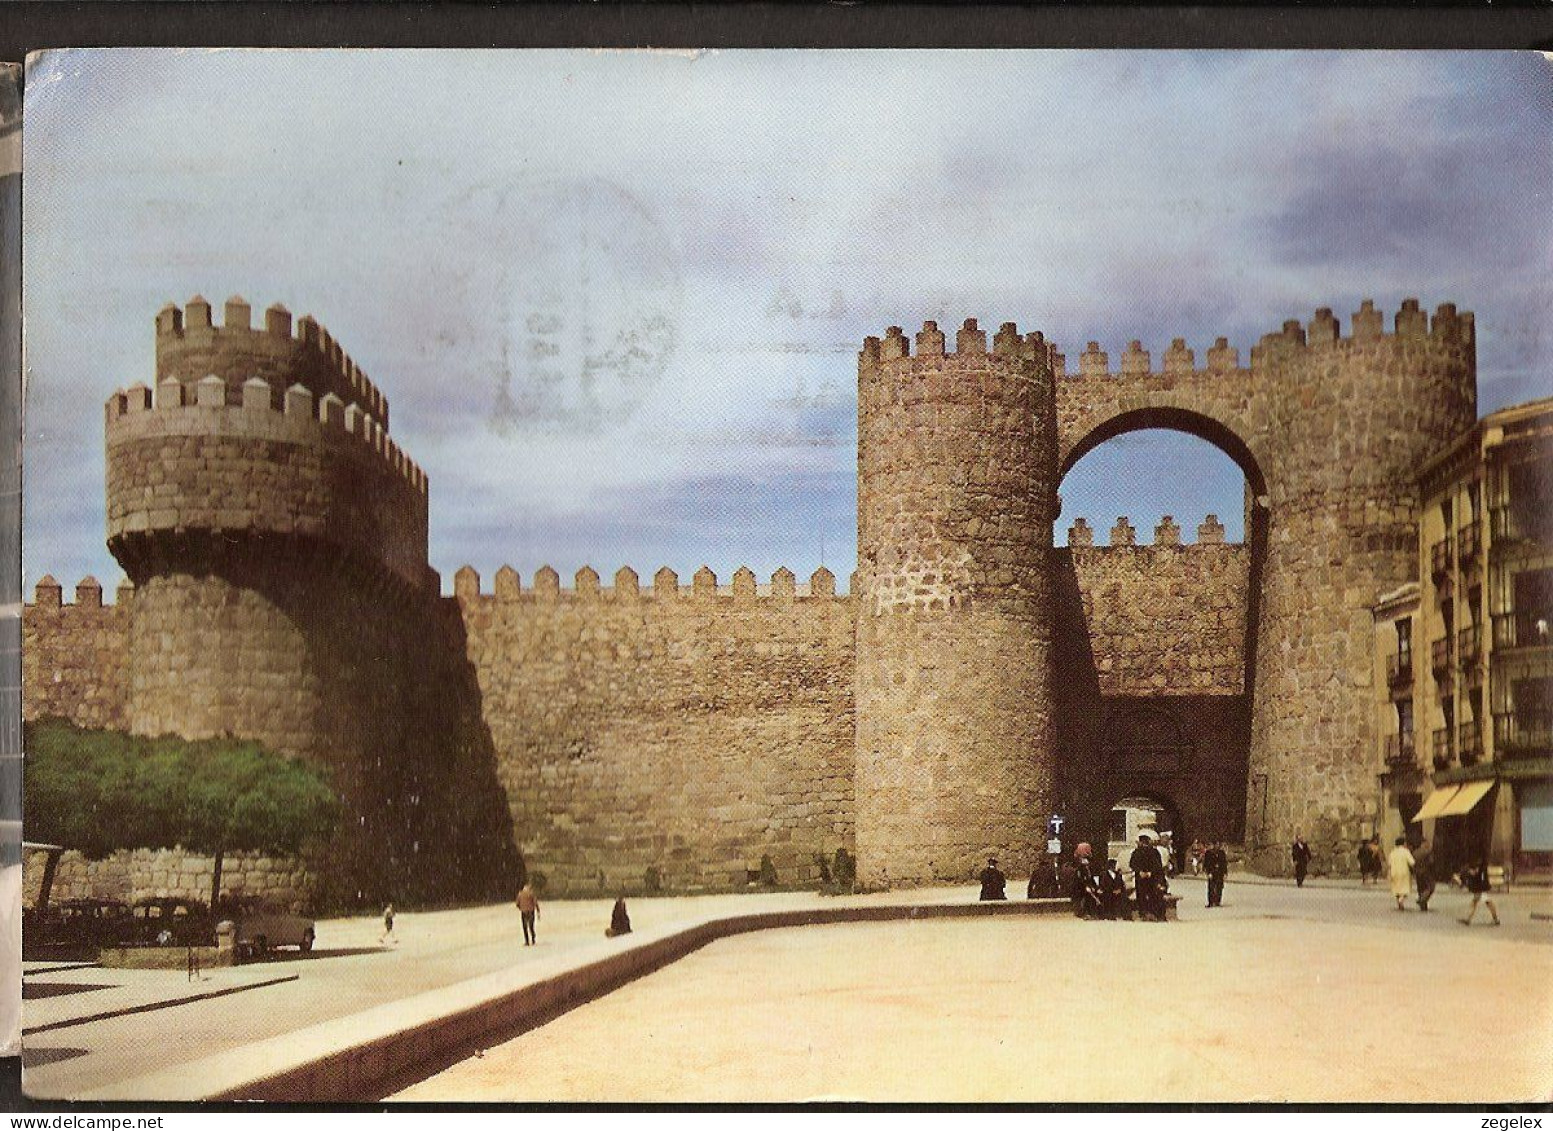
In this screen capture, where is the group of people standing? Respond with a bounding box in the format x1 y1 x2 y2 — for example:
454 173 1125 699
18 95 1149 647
980 831 1199 922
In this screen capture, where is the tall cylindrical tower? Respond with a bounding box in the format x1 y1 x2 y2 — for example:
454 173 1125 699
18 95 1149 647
104 296 436 903
1246 299 1477 871
855 318 1060 886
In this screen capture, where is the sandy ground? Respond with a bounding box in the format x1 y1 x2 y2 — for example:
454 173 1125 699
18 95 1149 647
397 885 1553 1103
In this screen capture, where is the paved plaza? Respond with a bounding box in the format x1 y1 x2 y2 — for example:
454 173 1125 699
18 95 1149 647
21 876 1553 1102
398 878 1553 1104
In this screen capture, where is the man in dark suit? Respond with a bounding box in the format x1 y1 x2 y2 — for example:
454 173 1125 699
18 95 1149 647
978 857 1007 901
1291 835 1312 887
1128 834 1167 921
1203 840 1229 908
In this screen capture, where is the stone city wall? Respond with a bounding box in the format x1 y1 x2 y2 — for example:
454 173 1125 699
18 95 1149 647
1049 300 1478 871
23 845 312 914
452 564 858 896
1066 515 1249 696
22 577 133 729
24 535 1256 900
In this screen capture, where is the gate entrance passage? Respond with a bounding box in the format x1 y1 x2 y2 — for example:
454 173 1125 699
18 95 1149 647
1108 794 1180 871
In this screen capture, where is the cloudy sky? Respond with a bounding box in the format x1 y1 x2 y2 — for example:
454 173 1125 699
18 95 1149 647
21 50 1553 594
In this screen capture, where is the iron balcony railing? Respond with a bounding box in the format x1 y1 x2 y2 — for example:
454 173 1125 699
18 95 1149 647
1493 711 1553 755
1430 539 1452 581
1459 721 1482 764
1490 506 1516 543
1386 653 1413 689
1457 624 1481 664
1457 521 1481 566
1492 610 1552 650
1430 638 1451 675
1490 505 1546 546
1384 733 1415 766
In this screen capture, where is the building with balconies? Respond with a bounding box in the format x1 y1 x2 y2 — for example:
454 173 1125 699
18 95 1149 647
1408 396 1553 882
1373 583 1423 849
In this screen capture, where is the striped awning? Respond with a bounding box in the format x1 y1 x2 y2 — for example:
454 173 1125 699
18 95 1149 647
1434 779 1495 818
1412 785 1462 823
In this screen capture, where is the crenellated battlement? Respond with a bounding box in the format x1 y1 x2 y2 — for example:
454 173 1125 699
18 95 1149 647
104 369 431 595
26 575 135 609
155 296 390 429
1065 513 1233 548
103 375 427 496
860 318 1059 369
1049 298 1473 383
451 564 853 604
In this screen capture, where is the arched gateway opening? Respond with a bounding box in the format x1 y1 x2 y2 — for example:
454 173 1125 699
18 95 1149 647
1050 407 1269 863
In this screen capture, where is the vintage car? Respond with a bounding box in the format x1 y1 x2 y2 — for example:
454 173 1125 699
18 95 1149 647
127 897 216 947
219 898 316 957
46 898 134 949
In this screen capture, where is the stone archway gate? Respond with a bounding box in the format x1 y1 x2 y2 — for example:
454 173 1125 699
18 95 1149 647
855 301 1476 883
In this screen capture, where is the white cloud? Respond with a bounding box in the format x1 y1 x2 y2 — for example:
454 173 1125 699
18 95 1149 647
21 49 1553 584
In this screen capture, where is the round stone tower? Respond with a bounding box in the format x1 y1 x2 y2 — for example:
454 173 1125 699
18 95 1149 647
855 318 1060 886
1245 299 1477 871
104 296 436 902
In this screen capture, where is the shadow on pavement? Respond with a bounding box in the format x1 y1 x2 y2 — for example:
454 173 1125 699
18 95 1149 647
20 1047 89 1068
22 982 118 1001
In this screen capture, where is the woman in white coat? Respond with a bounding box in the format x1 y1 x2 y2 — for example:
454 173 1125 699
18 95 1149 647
1386 837 1415 912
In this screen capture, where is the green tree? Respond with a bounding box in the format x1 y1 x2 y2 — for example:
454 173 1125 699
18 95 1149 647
182 738 339 908
25 719 339 908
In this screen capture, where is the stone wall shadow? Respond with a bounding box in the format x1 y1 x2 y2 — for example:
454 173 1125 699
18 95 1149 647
224 553 521 912
1049 548 1107 853
396 596 524 908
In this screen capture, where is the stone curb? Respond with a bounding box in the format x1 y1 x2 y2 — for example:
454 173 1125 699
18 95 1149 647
25 973 299 1037
96 898 1070 1103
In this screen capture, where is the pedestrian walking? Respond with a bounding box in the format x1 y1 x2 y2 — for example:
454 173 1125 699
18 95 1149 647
1203 840 1229 908
978 857 1008 901
186 945 201 982
516 882 540 945
1291 835 1312 887
1386 837 1414 911
380 902 396 944
1414 838 1437 912
1458 857 1501 927
1357 838 1378 885
1129 833 1168 922
1188 838 1206 877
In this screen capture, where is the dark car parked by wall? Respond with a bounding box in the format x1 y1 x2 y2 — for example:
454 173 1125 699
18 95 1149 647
127 898 216 947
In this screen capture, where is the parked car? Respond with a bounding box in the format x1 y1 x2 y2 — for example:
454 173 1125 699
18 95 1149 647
48 898 133 949
219 898 315 957
128 898 216 947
